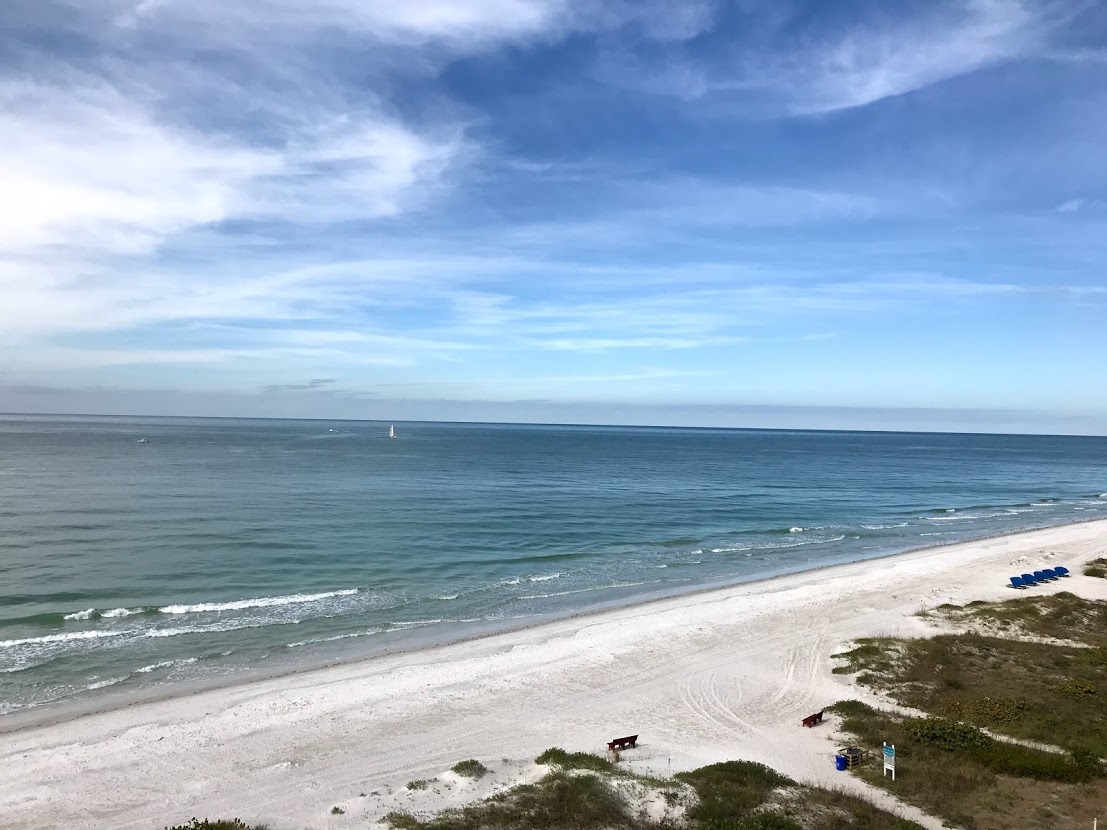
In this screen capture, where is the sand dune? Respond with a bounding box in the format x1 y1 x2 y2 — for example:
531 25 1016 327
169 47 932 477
3 519 1106 830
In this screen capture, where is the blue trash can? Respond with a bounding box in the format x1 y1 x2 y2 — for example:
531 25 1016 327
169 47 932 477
835 754 847 771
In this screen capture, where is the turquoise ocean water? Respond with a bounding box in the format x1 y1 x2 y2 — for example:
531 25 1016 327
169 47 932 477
2 415 1106 717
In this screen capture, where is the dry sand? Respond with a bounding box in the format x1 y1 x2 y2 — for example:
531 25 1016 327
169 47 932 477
3 519 1106 830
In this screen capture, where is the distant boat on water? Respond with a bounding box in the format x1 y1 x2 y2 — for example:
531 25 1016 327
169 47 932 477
388 424 397 439
137 438 149 443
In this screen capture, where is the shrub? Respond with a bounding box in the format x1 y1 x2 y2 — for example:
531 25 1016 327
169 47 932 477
166 822 265 830
957 696 1029 725
676 761 793 826
534 747 614 772
383 812 421 829
331 806 344 815
1060 679 1097 697
1084 558 1107 579
905 718 992 752
407 779 429 791
450 759 489 779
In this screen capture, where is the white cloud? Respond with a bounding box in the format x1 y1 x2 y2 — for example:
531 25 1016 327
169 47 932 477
780 0 1045 114
611 0 1084 113
0 78 462 256
116 0 564 44
0 81 273 256
1055 198 1086 212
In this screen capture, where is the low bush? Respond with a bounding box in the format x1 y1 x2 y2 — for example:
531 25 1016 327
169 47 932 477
676 761 793 825
1084 558 1107 579
1059 679 1096 697
407 779 429 791
906 718 991 752
166 821 266 830
956 696 1028 725
534 747 614 773
387 770 633 830
450 759 489 779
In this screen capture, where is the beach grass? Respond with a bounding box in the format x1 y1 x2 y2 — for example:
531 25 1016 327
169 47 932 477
838 597 1107 757
829 594 1107 827
1084 558 1107 578
384 753 923 830
828 701 1106 829
926 591 1107 647
534 746 616 773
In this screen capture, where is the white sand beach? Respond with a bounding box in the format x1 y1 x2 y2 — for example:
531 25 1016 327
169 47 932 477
3 519 1106 830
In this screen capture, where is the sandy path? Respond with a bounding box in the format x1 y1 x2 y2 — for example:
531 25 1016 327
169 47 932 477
3 519 1105 830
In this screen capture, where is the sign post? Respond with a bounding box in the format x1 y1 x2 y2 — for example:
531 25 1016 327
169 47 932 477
883 742 895 781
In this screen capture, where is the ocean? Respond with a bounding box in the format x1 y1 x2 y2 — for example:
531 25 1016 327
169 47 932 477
2 415 1106 717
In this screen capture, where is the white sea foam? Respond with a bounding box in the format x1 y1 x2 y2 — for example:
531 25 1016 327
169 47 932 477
286 630 379 648
433 594 459 601
788 527 804 533
63 606 147 621
520 580 657 600
388 619 445 629
0 630 125 649
0 663 39 673
861 522 909 530
145 618 303 638
135 657 198 674
86 676 127 691
159 588 358 615
529 573 561 582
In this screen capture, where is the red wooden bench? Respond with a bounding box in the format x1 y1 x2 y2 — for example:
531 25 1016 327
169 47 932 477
607 734 638 751
801 711 824 728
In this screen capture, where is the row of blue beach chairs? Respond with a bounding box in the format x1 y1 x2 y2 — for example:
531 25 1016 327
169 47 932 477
1009 567 1069 588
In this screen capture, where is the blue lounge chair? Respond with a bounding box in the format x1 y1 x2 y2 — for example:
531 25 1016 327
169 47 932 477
1021 573 1038 585
1042 568 1060 579
1054 566 1070 577
1009 576 1026 589
1033 570 1053 582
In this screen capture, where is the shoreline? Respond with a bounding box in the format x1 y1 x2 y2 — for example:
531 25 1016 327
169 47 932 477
4 511 1105 736
3 518 1106 829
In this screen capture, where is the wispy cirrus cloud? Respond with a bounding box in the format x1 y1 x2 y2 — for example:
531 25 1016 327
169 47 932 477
603 0 1089 113
769 0 1056 114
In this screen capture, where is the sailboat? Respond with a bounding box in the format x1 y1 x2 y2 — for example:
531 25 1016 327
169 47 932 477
388 424 396 439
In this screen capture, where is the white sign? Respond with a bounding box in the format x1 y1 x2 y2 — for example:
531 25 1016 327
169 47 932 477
883 742 895 781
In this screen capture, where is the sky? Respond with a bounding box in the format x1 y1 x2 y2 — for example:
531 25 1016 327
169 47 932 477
1 0 1106 434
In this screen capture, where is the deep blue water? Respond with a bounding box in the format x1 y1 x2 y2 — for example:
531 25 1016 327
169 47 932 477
2 415 1106 716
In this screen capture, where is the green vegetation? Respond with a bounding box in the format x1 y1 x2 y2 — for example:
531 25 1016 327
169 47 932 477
829 595 1107 827
331 806 345 815
385 751 921 830
927 592 1107 647
451 759 490 779
674 760 792 823
387 770 634 830
407 779 430 791
1084 558 1107 579
830 700 1107 829
534 747 615 773
832 624 1107 757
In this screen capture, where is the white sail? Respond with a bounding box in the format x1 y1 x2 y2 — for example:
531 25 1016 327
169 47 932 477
388 424 396 439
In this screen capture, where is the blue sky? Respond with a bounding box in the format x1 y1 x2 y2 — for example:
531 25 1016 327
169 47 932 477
1 0 1106 433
